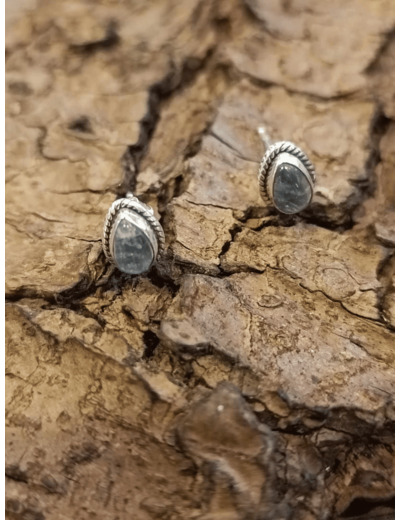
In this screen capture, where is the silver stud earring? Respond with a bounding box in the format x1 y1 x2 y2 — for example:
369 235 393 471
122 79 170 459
102 193 165 275
257 127 316 215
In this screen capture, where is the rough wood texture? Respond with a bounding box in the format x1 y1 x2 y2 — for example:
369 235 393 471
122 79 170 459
6 1 394 519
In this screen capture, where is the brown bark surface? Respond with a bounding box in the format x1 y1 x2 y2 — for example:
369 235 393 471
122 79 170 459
5 1 394 519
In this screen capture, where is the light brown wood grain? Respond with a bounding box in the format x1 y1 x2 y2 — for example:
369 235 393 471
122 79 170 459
6 1 394 519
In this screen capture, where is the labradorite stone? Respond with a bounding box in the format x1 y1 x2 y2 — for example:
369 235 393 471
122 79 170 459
113 217 155 275
273 163 312 214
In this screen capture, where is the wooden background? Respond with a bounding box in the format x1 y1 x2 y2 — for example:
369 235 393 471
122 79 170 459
6 1 394 519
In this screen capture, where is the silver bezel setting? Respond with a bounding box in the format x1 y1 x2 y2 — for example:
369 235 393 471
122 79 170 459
258 141 316 212
102 196 165 270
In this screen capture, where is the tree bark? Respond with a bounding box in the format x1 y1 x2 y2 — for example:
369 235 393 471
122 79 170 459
5 1 394 519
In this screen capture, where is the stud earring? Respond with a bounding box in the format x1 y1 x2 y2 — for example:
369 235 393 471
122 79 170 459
102 193 165 275
257 127 316 214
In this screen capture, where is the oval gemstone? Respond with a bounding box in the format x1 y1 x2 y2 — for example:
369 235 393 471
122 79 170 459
112 214 156 275
273 162 312 214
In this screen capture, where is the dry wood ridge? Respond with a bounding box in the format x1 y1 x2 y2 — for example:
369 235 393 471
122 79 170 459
5 1 394 519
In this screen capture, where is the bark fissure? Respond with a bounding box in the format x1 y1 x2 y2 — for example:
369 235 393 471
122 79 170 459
6 1 394 519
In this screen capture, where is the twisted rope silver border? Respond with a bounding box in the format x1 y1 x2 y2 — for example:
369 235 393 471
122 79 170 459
102 198 165 265
258 141 316 203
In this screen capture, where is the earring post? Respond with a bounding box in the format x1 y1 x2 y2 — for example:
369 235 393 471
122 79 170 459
257 126 273 149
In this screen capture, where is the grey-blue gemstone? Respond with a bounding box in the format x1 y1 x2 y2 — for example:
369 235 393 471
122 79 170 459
273 162 312 214
113 217 155 275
